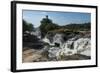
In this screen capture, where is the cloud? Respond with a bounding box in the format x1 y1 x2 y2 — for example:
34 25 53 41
40 12 48 15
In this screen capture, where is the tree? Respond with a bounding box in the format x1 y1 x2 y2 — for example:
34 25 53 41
39 15 59 37
23 20 28 32
40 15 52 31
23 19 34 33
28 23 34 31
45 23 59 31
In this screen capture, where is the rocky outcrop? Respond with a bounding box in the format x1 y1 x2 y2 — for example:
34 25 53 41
23 30 91 62
42 32 91 60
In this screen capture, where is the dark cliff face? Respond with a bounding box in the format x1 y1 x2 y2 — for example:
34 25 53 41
23 33 39 42
23 32 45 49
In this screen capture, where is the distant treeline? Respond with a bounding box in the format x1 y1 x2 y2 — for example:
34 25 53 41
23 15 91 37
62 22 91 30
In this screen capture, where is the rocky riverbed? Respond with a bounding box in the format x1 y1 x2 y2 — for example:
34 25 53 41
22 29 91 63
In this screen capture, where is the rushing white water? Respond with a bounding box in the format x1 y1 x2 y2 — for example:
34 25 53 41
48 47 62 60
47 37 90 60
42 37 51 45
62 38 91 56
53 34 65 46
42 33 65 46
42 33 91 60
30 28 41 39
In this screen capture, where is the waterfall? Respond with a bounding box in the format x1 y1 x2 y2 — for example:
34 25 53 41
42 37 52 45
41 32 91 60
30 28 41 39
62 38 91 56
53 33 65 46
42 33 65 46
47 37 91 60
74 38 91 56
